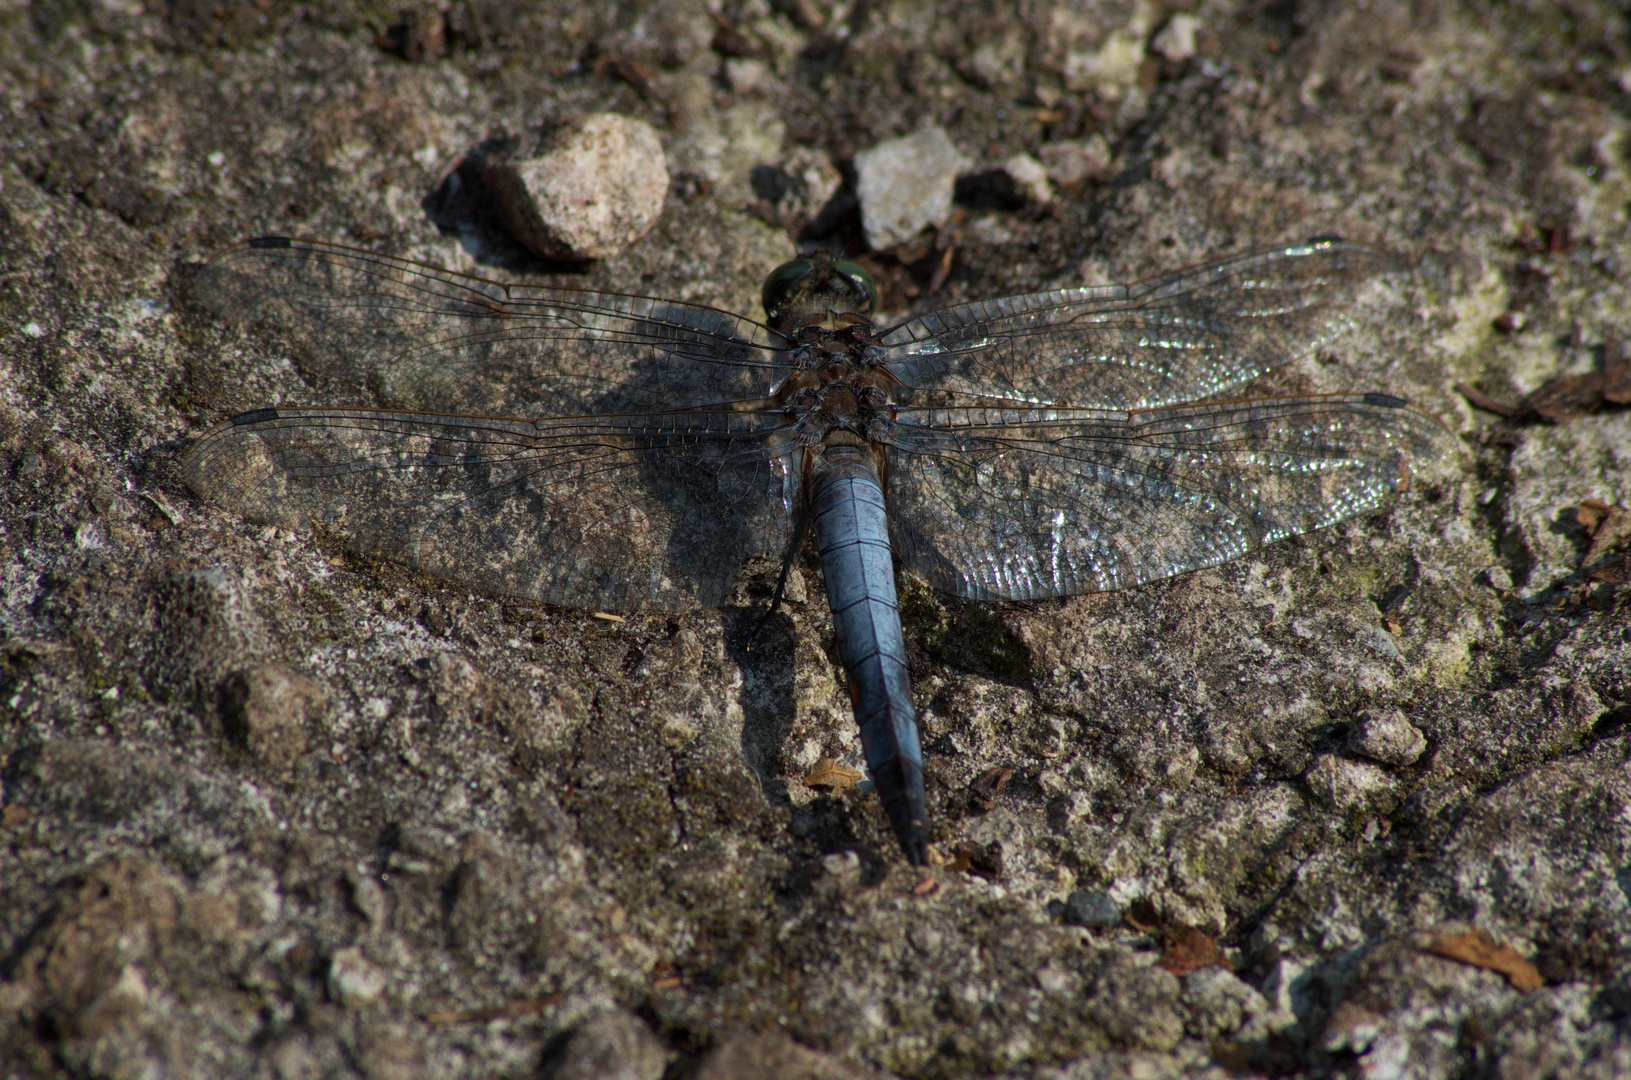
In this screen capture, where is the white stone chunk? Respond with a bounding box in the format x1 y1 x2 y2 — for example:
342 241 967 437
1000 152 1053 204
484 113 668 261
854 126 972 250
1347 709 1428 766
1152 14 1202 64
1039 134 1112 187
327 946 386 1006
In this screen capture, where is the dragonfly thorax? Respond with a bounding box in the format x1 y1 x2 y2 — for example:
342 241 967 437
786 368 895 447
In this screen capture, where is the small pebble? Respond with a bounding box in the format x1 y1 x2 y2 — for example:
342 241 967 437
1484 565 1514 592
328 946 387 1007
854 126 971 250
1304 754 1395 811
999 153 1053 204
1151 14 1201 64
220 664 325 769
1039 134 1112 188
548 1010 669 1080
821 849 861 880
1062 889 1122 930
1347 709 1428 767
484 113 667 261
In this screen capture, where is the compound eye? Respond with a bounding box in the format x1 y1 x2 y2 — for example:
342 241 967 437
761 259 815 321
832 260 878 314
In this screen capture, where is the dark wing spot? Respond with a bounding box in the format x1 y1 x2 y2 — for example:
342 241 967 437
1362 392 1407 408
249 236 293 249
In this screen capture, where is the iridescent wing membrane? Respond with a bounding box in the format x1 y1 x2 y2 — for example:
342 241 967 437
184 238 799 611
880 240 1390 408
182 237 1448 612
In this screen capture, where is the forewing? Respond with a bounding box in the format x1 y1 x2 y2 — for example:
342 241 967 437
181 407 798 612
885 394 1452 600
189 238 790 416
880 239 1391 409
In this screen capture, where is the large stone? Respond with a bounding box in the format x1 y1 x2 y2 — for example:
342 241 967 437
483 113 668 261
853 126 971 250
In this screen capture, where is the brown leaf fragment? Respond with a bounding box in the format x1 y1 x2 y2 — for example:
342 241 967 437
1577 500 1631 567
652 959 682 990
1158 926 1232 975
1521 371 1607 421
968 766 1015 811
1456 382 1518 417
1 804 32 828
1425 930 1544 991
422 994 562 1025
802 757 864 792
1589 557 1628 585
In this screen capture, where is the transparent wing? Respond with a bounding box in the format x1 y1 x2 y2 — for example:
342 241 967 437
188 237 792 416
180 406 799 612
884 393 1452 601
879 239 1391 409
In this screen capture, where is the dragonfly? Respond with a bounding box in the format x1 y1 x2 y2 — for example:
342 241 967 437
181 235 1449 866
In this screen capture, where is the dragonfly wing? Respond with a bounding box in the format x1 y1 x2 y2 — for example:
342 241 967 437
190 238 791 416
884 394 1451 601
879 239 1392 409
181 407 798 612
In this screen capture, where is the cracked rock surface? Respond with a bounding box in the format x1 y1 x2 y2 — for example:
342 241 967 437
2 1 1629 1077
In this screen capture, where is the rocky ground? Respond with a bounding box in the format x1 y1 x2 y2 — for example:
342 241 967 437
2 1 1630 1077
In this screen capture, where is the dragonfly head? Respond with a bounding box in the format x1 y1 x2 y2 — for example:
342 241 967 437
761 253 877 333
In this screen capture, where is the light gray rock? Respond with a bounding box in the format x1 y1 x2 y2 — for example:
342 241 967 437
546 1010 669 1080
1304 754 1399 813
1347 708 1427 767
1039 135 1113 188
1000 152 1053 204
219 663 324 768
484 113 668 261
1151 14 1201 64
1181 966 1269 1038
327 946 386 1007
854 126 971 250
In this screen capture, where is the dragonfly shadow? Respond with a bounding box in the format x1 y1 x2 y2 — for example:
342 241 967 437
722 603 799 809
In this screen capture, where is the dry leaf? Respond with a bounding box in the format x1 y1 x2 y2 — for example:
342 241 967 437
802 757 863 791
968 766 1015 811
1425 929 1543 991
1456 381 1518 417
1589 558 1628 585
1577 500 1631 567
1158 926 1232 975
1521 371 1607 421
652 959 682 990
